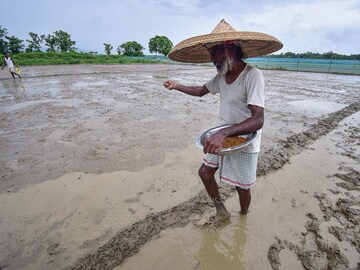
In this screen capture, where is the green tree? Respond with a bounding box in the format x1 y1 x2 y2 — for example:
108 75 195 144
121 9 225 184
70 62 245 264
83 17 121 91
148 35 173 56
103 43 113 55
26 32 45 52
283 52 297 58
44 30 76 52
54 30 76 52
44 34 57 52
118 41 144 57
5 36 24 54
0 26 8 53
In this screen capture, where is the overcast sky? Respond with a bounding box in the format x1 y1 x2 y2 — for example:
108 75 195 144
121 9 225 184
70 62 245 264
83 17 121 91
3 0 360 55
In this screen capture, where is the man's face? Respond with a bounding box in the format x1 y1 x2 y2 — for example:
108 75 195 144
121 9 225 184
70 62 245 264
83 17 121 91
209 44 235 75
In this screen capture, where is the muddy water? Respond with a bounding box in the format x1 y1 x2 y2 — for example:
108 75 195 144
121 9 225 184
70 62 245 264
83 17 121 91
115 219 247 270
116 112 360 270
0 145 204 270
0 65 359 270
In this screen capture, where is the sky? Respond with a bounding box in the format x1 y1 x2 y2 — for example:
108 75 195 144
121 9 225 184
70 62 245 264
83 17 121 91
2 0 360 55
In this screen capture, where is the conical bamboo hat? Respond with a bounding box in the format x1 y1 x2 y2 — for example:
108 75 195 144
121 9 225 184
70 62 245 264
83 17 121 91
168 19 283 63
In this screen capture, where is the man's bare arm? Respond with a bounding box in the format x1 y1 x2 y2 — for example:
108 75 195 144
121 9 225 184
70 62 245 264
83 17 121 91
163 80 209 97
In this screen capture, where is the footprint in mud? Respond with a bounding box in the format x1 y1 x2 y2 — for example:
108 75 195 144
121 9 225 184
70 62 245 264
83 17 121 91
193 211 233 231
136 183 155 196
124 196 141 203
193 211 214 226
92 210 106 225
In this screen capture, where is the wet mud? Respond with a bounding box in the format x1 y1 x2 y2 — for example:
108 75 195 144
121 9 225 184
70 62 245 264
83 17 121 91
68 102 360 270
1 65 359 270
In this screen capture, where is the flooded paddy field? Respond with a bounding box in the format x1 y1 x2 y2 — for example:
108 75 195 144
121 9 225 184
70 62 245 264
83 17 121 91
0 64 359 269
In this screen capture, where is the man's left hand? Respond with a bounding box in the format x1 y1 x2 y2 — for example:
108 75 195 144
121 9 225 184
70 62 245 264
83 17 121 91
203 131 226 154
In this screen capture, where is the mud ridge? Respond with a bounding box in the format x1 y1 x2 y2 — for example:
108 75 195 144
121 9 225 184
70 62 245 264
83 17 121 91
0 65 202 81
64 188 233 270
268 214 350 270
268 172 360 270
267 116 360 269
257 101 360 176
66 102 360 270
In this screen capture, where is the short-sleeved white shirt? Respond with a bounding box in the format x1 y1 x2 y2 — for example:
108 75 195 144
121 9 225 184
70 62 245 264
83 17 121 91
5 57 14 68
205 64 265 153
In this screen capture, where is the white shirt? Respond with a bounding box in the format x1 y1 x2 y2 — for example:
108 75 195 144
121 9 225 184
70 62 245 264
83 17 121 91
5 57 14 68
205 64 265 153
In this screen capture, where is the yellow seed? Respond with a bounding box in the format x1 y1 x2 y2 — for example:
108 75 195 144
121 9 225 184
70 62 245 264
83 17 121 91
223 136 248 148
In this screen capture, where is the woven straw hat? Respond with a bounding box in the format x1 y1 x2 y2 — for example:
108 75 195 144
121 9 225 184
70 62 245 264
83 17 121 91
168 19 283 63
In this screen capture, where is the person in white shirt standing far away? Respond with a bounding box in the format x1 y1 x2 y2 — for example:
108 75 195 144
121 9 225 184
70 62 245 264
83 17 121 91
1 52 21 80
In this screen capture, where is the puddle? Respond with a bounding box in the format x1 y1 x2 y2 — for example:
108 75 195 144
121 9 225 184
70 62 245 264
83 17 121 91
72 80 109 88
0 100 55 113
288 100 345 116
115 218 247 270
0 80 26 99
0 145 204 270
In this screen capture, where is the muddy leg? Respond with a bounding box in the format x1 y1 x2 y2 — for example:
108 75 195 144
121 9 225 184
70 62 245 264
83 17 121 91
236 186 251 215
12 72 21 79
198 164 230 224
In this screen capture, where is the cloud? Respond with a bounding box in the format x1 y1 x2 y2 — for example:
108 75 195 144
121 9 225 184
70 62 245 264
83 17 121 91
241 0 360 54
2 0 359 55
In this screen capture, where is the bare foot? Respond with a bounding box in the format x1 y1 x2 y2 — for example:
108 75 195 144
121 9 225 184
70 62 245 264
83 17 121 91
212 208 231 226
240 209 249 215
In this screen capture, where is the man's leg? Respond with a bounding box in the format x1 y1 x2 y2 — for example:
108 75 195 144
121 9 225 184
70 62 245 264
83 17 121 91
12 72 21 79
198 164 230 223
235 186 251 215
10 71 15 80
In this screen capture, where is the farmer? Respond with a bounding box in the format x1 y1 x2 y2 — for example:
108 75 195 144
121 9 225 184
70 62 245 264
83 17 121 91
163 19 282 225
1 53 21 80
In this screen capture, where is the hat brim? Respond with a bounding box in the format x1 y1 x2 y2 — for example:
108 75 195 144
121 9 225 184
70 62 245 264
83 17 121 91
168 31 283 63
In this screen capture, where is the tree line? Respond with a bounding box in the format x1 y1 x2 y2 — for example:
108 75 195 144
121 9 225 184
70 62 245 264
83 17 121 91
267 51 360 61
1 25 358 60
0 26 173 57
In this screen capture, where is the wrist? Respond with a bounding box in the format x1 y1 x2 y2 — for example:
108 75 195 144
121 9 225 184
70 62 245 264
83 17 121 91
219 128 230 138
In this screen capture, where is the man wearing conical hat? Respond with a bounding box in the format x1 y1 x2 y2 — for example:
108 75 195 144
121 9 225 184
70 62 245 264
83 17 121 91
164 20 282 224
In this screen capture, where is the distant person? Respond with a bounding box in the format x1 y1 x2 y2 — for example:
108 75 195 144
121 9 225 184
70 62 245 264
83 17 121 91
1 53 21 80
163 19 282 225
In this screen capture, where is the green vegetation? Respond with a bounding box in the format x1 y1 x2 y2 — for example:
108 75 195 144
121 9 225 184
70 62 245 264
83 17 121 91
269 51 360 61
1 25 176 58
149 35 173 56
1 24 358 75
1 52 165 66
26 32 45 52
103 43 113 55
44 30 76 52
117 41 145 57
1 24 358 61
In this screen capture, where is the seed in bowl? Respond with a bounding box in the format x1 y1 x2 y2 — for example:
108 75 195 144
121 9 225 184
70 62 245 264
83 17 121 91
223 136 248 148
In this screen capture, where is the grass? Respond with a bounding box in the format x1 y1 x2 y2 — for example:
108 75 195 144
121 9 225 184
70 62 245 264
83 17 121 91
1 52 168 66
2 52 360 75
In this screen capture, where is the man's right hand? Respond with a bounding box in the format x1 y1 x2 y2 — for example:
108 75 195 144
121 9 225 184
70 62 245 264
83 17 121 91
163 80 177 90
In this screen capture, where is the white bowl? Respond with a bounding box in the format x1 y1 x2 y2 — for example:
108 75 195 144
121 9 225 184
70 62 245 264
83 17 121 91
195 124 257 155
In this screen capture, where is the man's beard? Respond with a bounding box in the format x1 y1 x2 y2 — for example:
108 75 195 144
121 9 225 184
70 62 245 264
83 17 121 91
216 57 233 75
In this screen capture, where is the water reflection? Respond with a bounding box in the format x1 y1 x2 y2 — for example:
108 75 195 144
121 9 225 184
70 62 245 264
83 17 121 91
114 216 248 270
195 217 247 270
0 79 26 99
11 80 26 99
